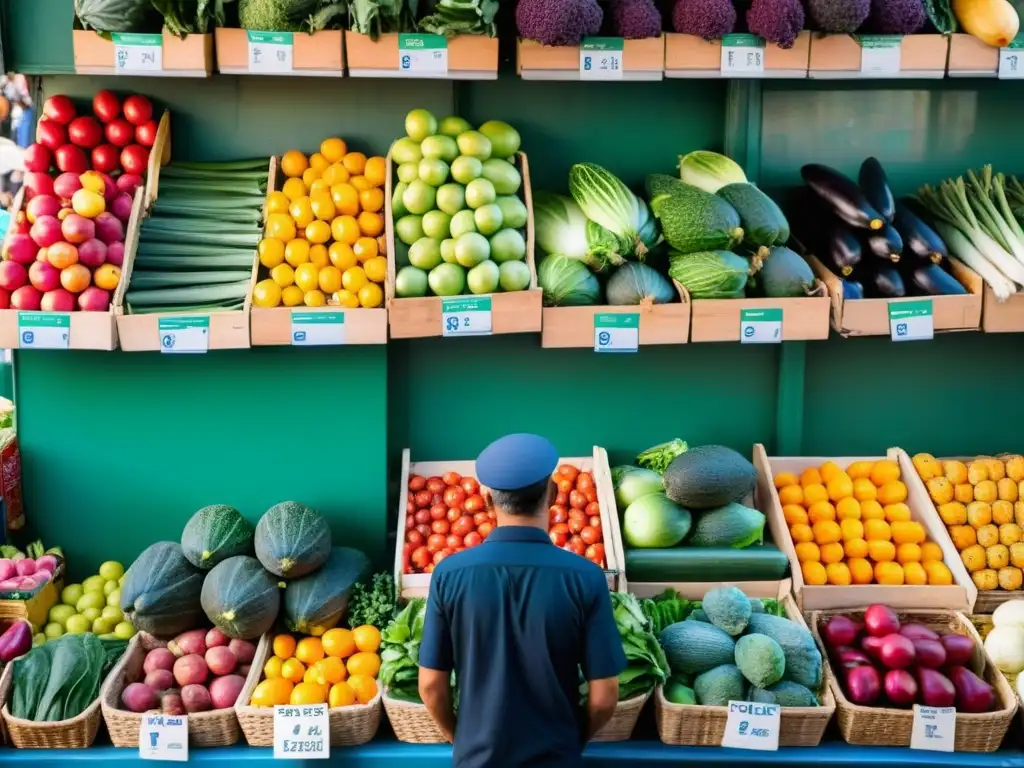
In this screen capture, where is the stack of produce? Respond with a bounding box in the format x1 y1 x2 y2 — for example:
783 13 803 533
670 0 805 47
981 601 1024 690
75 0 222 35
805 0 928 33
391 109 533 300
775 459 954 586
653 152 819 302
819 604 997 711
379 599 457 705
794 159 967 300
0 539 63 601
253 139 387 310
515 0 659 44
659 586 824 706
593 592 669 701
641 586 786 636
42 560 136 646
912 452 1024 592
548 463 608 568
124 159 268 314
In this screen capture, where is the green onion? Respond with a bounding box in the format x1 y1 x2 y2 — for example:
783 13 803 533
167 159 269 172
127 299 246 315
134 254 255 269
134 243 255 258
147 205 262 225
129 271 254 289
126 280 251 307
140 230 259 248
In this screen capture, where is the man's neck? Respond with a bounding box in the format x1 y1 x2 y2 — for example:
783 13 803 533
495 512 547 532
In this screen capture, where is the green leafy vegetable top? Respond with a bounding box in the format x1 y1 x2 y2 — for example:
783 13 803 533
347 572 398 631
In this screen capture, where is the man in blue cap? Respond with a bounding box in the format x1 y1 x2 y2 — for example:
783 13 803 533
418 433 626 768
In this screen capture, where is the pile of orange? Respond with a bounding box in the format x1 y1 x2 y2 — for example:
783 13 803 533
774 459 953 587
250 625 382 708
252 137 388 310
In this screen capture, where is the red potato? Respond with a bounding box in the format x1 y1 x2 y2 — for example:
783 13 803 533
161 688 185 716
228 639 256 664
884 669 918 707
845 665 881 706
910 638 946 669
144 669 176 692
864 604 900 638
879 633 916 670
940 634 975 667
122 682 159 713
209 674 245 709
181 683 212 713
947 665 995 713
168 629 206 657
206 627 230 649
205 646 237 676
173 654 208 687
237 664 251 678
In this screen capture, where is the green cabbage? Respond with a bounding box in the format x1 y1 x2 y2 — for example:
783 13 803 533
537 253 600 307
568 163 650 259
533 191 622 273
75 0 159 33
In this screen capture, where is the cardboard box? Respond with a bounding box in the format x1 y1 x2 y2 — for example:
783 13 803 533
947 33 999 76
808 34 947 78
756 444 975 612
517 37 664 80
809 254 983 337
345 32 498 78
73 29 213 76
981 285 1024 332
395 447 622 598
664 32 810 78
384 152 542 339
684 283 831 343
215 28 344 75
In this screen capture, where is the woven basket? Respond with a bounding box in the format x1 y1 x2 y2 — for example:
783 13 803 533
811 608 1017 751
655 594 836 747
382 689 445 744
236 633 381 747
591 691 650 742
0 655 103 748
100 632 241 747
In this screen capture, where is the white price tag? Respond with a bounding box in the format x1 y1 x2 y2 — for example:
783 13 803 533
911 705 956 752
999 42 1024 78
858 35 902 75
889 299 933 342
740 308 782 343
274 703 329 759
159 317 210 354
248 31 294 73
593 312 638 352
291 311 345 346
580 38 624 80
139 714 188 761
441 297 492 336
18 313 69 349
721 34 764 76
721 701 780 751
399 34 448 74
113 33 163 72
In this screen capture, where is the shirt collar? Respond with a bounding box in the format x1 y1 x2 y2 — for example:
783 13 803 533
485 525 551 544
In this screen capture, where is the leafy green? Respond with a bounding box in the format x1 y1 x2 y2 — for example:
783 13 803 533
379 599 459 707
641 588 692 636
75 0 161 33
761 598 785 618
635 439 688 474
603 593 670 701
348 0 418 39
922 0 956 33
348 572 398 630
419 0 496 41
220 0 347 33
153 0 223 35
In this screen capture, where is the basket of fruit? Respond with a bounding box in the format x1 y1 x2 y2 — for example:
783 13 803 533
0 543 65 631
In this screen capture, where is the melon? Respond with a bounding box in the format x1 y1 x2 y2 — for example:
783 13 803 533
254 501 331 579
181 504 255 570
121 542 204 636
283 547 371 636
200 556 280 640
662 444 756 510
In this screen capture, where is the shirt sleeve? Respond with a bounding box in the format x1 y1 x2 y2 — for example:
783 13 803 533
581 573 627 681
418 573 454 672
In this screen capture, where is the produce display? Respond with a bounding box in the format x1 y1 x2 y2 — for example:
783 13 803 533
75 0 220 35
391 109 532 300
0 540 63 601
588 592 668 701
775 459 954 586
818 604 997 712
547 463 608 568
124 159 267 314
912 452 1024 592
982 600 1024 684
253 140 388 310
41 560 136 646
379 599 443 703
345 573 398 632
516 0 660 44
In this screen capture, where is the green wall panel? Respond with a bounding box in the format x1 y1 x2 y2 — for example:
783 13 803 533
5 0 75 74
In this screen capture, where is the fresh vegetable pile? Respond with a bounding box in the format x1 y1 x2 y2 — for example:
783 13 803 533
0 541 63 602
391 109 532 300
254 139 388 310
640 587 786 636
548 463 607 568
776 459 953 586
346 572 398 631
912 452 1024 592
403 471 495 575
75 0 223 36
819 604 997 712
42 559 136 646
590 592 668 701
982 600 1024 684
516 0 659 44
379 599 459 704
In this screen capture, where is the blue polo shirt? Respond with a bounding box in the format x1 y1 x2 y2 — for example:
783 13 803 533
419 525 626 768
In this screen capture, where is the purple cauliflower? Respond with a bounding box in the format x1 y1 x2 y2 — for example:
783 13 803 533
579 0 604 36
672 0 736 38
611 0 662 38
746 0 805 48
517 0 586 45
867 0 926 34
808 0 869 32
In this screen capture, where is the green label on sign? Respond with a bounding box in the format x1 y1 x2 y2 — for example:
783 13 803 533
722 34 765 48
18 312 70 349
442 297 491 313
889 299 933 342
247 31 293 45
1006 37 1024 50
888 300 933 320
857 35 902 48
112 33 163 46
159 317 210 331
594 312 639 353
19 313 69 328
740 308 782 322
581 37 624 51
291 312 344 324
398 33 447 49
595 313 638 328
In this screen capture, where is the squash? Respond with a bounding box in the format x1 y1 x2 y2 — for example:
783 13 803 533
283 547 371 636
200 555 281 640
121 541 204 637
180 504 255 570
254 501 332 579
954 0 1020 47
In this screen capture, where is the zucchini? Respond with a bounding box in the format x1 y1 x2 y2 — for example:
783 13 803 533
910 263 966 296
859 157 895 223
894 201 946 265
801 163 885 231
869 266 906 298
716 183 790 248
825 225 862 277
863 222 903 263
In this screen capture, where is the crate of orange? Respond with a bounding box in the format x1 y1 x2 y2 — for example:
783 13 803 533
754 444 975 612
248 140 388 346
236 626 383 747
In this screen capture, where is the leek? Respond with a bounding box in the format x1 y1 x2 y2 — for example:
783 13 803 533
126 280 251 306
932 221 1015 301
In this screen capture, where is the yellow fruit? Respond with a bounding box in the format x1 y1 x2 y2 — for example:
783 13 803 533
343 152 368 175
358 211 384 237
820 542 844 564
986 459 1007 482
826 562 852 586
904 561 928 585
295 263 321 293
861 499 885 520
353 626 381 654
281 658 306 683
264 656 284 680
803 484 828 507
309 152 330 174
350 175 371 192
955 483 975 503
318 265 342 293
331 184 360 216
282 177 308 202
304 667 321 685
794 541 820 563
878 481 908 505
317 656 347 685
259 237 285 268
951 524 978 551
912 453 941 481
329 681 356 708
801 468 823 487
994 500 1016 525
999 566 1023 590
775 472 799 489
291 682 328 706
310 190 337 221
921 541 944 562
329 242 358 271
359 188 384 213
801 561 827 585
343 266 368 293
875 561 904 585
883 503 912 523
968 501 993 527
353 236 379 263
322 628 357 659
778 485 803 506
968 461 990 484
852 478 877 502
1006 456 1024 483
364 156 387 187
302 167 321 187
870 460 901 486
844 538 869 559
306 220 331 244
289 196 315 228
336 289 360 308
309 244 329 268
976 480 998 504
309 179 329 194
331 215 360 245
820 461 843 484
295 637 325 666
322 163 350 187
266 191 290 214
849 558 874 584
973 568 998 591
897 542 922 563
835 498 860 521
266 213 297 242
271 263 296 288
784 505 809 526
304 289 327 307
347 674 378 704
790 523 813 543
285 238 311 268
358 282 384 308
978 524 1000 548
868 539 896 562
944 460 969 484
988 544 1010 569
253 678 294 708
847 461 875 480
282 285 304 307
346 651 381 678
252 279 282 308
840 518 864 541
962 544 987 572
364 256 387 283
827 474 854 502
281 150 309 178
812 520 841 545
938 502 968 526
891 521 926 545
321 137 348 164
865 518 892 542
1001 523 1023 546
924 560 953 585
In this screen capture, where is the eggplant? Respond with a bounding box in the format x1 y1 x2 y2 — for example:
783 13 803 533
869 266 906 298
858 157 895 223
800 164 885 232
841 279 864 299
911 263 966 296
863 222 903 263
0 620 32 663
825 226 863 277
894 201 946 265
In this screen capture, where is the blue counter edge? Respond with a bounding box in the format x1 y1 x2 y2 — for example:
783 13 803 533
2 741 1024 767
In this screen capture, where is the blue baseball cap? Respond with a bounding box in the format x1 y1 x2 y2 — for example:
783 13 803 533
476 433 559 491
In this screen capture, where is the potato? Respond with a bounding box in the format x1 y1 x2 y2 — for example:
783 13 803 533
144 669 176 692
205 628 230 649
143 648 176 675
168 629 207 658
229 639 257 664
173 654 209 687
122 682 159 713
237 664 251 678
209 674 246 710
162 689 185 716
181 683 213 713
205 646 237 677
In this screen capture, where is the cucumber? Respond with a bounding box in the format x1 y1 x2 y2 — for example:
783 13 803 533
716 183 790 248
625 543 790 582
688 502 766 548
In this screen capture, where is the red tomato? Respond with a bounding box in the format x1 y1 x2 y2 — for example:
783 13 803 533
426 477 446 493
135 119 157 148
411 546 431 570
590 517 602 531
416 523 432 539
407 530 425 547
414 509 431 526
406 500 415 516
556 478 573 494
464 532 483 547
585 502 601 517
477 521 494 538
461 477 480 495
91 144 119 174
92 90 121 123
473 512 489 526
425 563 435 574
427 533 447 552
430 503 447 521
577 472 595 492
488 509 497 520
568 517 585 535
414 490 432 507
585 543 606 566
122 94 153 126
584 490 598 504
550 529 569 547
464 494 485 513
403 542 413 557
557 464 580 483
568 537 587 556
446 534 463 550
569 490 587 510
447 507 462 523
55 144 88 174
43 96 76 125
431 518 450 535
452 516 475 538
409 475 427 491
405 510 415 528
443 486 466 509
37 120 67 152
549 505 568 524
68 116 103 149
123 143 151 174
443 471 462 486
580 526 600 545
554 492 569 507
23 143 51 173
551 522 570 536
434 548 454 565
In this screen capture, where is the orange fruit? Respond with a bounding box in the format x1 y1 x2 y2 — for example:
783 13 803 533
921 541 944 562
273 634 297 660
801 560 827 585
317 656 347 685
801 467 823 487
266 191 290 214
259 237 285 268
874 561 905 585
264 656 284 680
848 557 874 584
318 265 342 293
807 501 836 524
347 674 378 704
306 220 331 245
852 478 877 502
803 484 828 507
329 681 356 708
358 211 384 237
819 542 844 564
285 238 311 267
309 243 329 268
778 485 803 506
329 242 358 271
309 152 330 173
331 183 360 215
271 263 295 288
358 282 383 308
860 499 885 520
93 263 121 291
252 678 293 708
870 460 901 487
291 682 328 706
343 266 368 293
878 480 908 505
281 150 309 178
304 289 327 307
350 175 372 192
359 187 384 213
353 236 378 262
295 637 325 666
343 152 367 175
790 523 813 544
835 498 861 520
827 473 854 502
353 626 381 653
295 263 320 293
266 212 297 242
321 137 347 164
304 666 321 685
364 256 387 284
825 562 852 585
281 658 306 683
322 628 357 659
281 285 304 307
302 167 321 188
322 163 350 187
819 461 843 484
289 196 315 228
346 651 381 678
282 177 307 202
364 156 387 187
331 215 360 245
774 472 799 489
794 541 820 563
784 504 809 527
844 538 869 559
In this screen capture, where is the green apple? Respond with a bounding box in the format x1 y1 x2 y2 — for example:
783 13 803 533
44 622 63 639
61 584 84 607
99 561 125 581
49 604 76 627
114 621 136 640
65 615 91 634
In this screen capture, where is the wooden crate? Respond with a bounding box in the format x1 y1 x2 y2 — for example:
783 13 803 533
947 34 999 76
384 152 542 339
807 34 947 78
73 29 213 77
683 284 831 343
394 447 622 599
756 444 975 612
215 28 344 76
345 32 498 79
664 32 810 78
517 37 664 80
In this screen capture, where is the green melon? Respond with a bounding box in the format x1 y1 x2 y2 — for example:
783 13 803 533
662 444 756 510
121 541 204 637
254 501 332 579
200 555 280 640
180 504 255 570
283 547 371 635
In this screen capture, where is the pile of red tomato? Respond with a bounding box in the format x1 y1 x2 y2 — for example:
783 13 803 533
548 464 606 569
403 471 495 575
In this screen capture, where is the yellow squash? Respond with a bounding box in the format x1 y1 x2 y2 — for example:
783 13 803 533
954 0 1019 47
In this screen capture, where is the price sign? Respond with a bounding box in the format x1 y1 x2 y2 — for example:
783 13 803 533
113 33 163 73
291 311 345 346
580 38 624 80
999 39 1024 78
858 35 902 75
18 313 69 349
441 297 492 337
274 704 329 759
740 308 782 344
399 34 448 75
594 313 638 352
159 316 210 354
910 705 956 752
248 31 294 74
139 714 188 762
721 701 780 751
889 299 933 342
721 34 765 76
